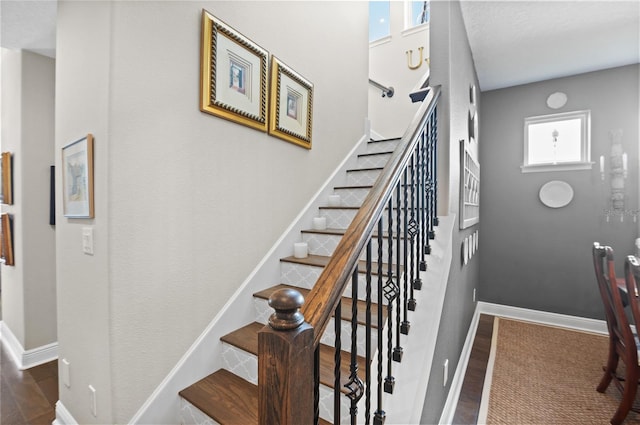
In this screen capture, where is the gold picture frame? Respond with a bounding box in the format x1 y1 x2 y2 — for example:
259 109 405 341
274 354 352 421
200 10 269 132
1 213 14 266
269 56 314 149
1 152 13 205
62 134 95 218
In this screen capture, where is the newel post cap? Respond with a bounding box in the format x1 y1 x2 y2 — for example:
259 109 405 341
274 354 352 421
268 288 305 330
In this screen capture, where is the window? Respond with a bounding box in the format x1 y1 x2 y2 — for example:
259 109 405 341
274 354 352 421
522 110 592 173
409 1 430 27
369 1 390 42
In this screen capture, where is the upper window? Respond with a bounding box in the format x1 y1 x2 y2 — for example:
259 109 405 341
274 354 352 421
408 1 430 28
522 110 592 173
369 1 391 42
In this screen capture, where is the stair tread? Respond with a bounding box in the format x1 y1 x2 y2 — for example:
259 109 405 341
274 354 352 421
347 166 384 172
221 322 367 393
179 369 258 424
280 254 402 275
334 185 374 190
180 369 331 425
368 137 401 143
301 227 406 240
253 283 387 328
357 151 394 158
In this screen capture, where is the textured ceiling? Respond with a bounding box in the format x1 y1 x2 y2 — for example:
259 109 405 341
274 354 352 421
1 1 639 91
459 0 640 91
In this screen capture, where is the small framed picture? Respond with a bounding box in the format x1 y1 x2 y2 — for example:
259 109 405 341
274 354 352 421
62 134 94 218
269 56 314 149
200 10 269 132
1 152 13 205
1 213 14 266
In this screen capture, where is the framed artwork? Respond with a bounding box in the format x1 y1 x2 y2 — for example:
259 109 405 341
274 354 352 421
62 134 94 218
200 9 269 132
268 56 313 149
1 152 13 205
1 213 14 266
460 139 480 229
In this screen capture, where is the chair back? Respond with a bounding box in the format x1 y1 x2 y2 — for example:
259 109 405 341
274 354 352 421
624 255 640 331
593 243 636 364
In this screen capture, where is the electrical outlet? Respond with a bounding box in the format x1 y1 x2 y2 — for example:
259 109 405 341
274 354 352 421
443 359 449 387
89 385 97 417
61 359 71 388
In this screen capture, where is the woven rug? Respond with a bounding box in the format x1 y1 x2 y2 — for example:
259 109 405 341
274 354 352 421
480 318 640 424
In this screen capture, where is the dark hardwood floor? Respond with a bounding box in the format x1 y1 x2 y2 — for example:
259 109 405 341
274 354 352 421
452 314 495 425
1 341 58 425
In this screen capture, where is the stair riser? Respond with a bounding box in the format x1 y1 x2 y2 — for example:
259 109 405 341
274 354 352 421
366 140 400 154
357 153 392 168
302 232 407 265
253 298 379 357
347 169 382 186
331 187 371 207
320 208 422 236
180 398 218 425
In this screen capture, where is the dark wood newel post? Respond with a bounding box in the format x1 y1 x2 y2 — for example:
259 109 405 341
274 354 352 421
259 288 315 425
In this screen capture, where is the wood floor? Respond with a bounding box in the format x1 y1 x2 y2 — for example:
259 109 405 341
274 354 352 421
0 314 491 425
0 341 58 425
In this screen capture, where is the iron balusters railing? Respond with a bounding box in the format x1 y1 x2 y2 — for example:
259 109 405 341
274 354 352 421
258 86 441 425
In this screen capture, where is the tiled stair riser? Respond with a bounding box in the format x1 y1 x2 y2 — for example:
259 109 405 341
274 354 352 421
302 231 408 265
281 262 384 302
332 187 371 207
347 169 382 186
319 207 419 236
253 297 378 357
180 398 219 425
366 140 400 154
357 153 392 168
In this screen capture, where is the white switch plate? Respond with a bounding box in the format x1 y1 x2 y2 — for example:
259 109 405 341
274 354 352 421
89 385 97 417
82 227 94 255
61 358 71 388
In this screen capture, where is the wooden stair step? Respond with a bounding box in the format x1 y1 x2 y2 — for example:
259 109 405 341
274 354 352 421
221 322 366 393
253 284 387 327
179 369 331 425
179 369 258 425
301 227 406 240
280 254 402 275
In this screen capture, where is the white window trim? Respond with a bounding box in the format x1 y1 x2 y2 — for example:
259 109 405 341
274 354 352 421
521 109 592 173
404 0 429 31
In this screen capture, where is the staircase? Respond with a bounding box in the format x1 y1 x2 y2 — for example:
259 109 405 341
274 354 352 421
178 137 401 424
176 86 442 425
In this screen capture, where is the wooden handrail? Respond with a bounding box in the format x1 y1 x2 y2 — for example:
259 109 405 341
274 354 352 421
302 85 442 348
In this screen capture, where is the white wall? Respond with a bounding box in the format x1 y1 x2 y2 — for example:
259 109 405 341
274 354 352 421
55 1 369 423
369 1 429 138
1 49 57 353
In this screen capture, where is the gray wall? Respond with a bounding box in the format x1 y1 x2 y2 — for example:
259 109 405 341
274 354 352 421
479 64 639 319
420 1 481 423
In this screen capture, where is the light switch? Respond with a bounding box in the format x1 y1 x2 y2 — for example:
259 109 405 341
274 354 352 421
82 227 94 255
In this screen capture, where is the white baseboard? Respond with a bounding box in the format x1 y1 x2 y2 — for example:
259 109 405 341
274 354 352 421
477 302 607 335
438 307 481 425
0 321 58 369
53 401 79 425
439 302 608 424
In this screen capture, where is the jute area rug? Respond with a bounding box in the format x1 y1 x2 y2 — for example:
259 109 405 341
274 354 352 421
479 318 640 424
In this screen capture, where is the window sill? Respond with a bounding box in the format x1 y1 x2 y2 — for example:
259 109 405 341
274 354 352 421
520 161 594 173
369 35 392 48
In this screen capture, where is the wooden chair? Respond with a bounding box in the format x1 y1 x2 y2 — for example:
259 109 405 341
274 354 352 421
592 242 639 424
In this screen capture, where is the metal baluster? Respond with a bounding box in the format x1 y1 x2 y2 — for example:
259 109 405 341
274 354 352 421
345 268 364 425
408 153 418 312
401 169 410 335
374 220 386 425
419 128 429 268
384 197 398 393
432 106 439 228
393 184 404 362
334 300 341 424
365 241 372 425
315 346 320 425
425 118 434 253
415 136 425 287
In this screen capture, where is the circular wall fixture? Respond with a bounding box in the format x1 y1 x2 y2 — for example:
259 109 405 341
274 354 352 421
539 180 574 208
546 92 568 109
